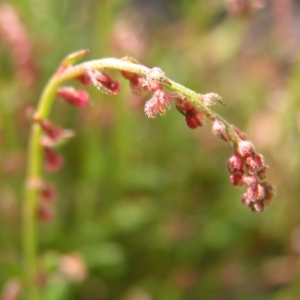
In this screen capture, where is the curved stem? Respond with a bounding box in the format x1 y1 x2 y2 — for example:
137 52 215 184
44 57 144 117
23 56 240 299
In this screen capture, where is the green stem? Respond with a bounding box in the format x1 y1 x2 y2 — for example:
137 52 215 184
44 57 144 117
23 56 239 299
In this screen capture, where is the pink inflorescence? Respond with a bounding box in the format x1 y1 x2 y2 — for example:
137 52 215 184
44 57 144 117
226 128 275 212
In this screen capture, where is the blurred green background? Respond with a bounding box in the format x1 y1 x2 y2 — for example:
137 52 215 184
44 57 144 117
1 0 300 299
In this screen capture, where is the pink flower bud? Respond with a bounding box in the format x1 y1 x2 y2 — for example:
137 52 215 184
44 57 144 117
211 119 229 141
44 147 64 172
40 184 57 202
230 171 244 186
57 87 89 107
38 204 55 222
245 153 266 175
231 125 248 141
227 154 244 173
88 70 121 95
236 140 255 158
38 119 63 140
130 77 148 96
242 175 258 190
261 181 276 200
76 73 92 85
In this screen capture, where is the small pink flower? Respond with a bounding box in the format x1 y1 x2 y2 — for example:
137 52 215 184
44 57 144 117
144 89 170 118
44 147 64 172
57 87 89 107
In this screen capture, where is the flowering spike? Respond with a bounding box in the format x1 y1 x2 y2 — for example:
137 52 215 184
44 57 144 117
57 87 89 107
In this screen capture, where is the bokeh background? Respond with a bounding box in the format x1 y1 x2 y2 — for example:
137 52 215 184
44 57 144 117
1 0 300 299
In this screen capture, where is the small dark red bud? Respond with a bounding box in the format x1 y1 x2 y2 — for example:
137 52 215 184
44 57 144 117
88 70 121 95
230 171 244 186
76 73 92 86
40 185 57 202
184 108 205 129
120 70 137 81
57 87 89 107
38 204 55 222
237 140 255 158
231 125 248 140
44 147 64 172
38 119 63 141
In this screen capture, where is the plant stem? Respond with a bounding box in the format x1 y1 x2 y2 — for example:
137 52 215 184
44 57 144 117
23 56 240 299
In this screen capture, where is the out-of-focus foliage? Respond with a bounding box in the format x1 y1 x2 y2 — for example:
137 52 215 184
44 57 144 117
1 0 300 299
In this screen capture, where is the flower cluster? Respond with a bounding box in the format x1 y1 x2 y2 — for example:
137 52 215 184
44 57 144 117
33 55 275 214
227 135 275 212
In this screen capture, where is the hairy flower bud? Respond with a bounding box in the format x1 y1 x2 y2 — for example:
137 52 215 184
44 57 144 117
200 93 224 106
211 119 229 141
88 70 121 95
230 171 244 186
227 154 244 173
185 109 205 129
57 87 89 107
245 153 266 175
237 140 256 158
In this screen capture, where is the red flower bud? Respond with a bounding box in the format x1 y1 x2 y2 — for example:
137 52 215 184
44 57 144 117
57 87 89 107
88 70 121 95
38 204 55 222
44 147 64 172
185 109 205 129
40 184 57 202
230 171 244 186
